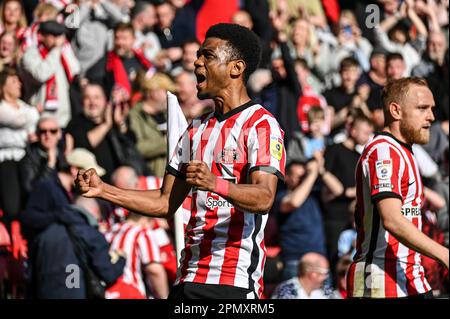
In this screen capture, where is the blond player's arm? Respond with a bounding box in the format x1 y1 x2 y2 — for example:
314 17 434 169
377 197 449 268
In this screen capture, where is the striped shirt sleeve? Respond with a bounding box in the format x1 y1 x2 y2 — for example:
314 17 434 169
247 117 286 180
138 230 161 265
166 124 192 179
366 143 404 202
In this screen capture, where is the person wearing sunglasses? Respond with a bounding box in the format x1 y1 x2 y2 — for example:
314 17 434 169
19 115 67 199
0 67 39 233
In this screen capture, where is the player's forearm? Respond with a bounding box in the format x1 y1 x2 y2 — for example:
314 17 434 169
225 183 275 214
384 213 449 267
100 183 168 217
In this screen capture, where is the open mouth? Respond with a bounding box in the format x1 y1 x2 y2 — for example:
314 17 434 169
195 73 206 87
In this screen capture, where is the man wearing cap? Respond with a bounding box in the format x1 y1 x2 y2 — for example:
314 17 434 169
21 148 124 299
20 20 80 128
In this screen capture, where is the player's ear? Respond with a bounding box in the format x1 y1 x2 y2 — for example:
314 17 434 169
230 60 246 79
389 102 402 120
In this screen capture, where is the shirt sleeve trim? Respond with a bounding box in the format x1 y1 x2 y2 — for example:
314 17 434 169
249 165 285 182
371 191 402 203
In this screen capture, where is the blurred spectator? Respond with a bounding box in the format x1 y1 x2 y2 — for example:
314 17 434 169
106 166 169 299
86 22 153 104
19 115 68 199
231 10 253 30
413 31 449 126
374 0 428 75
154 1 194 51
21 2 59 50
171 38 200 75
128 72 174 177
288 107 328 163
322 114 373 271
65 82 147 182
274 153 342 281
435 147 449 248
271 252 335 299
174 69 212 122
20 20 80 128
130 1 161 63
0 67 39 231
330 10 372 73
333 254 352 298
0 0 27 42
323 57 371 135
72 0 128 76
0 31 19 70
386 52 407 79
269 0 328 29
21 149 125 298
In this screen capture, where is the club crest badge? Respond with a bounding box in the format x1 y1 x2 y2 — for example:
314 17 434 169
218 148 238 164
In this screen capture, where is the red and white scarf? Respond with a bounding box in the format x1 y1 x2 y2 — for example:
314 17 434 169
106 49 154 98
37 42 77 111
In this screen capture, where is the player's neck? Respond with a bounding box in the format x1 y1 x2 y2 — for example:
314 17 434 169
213 87 250 115
382 126 410 145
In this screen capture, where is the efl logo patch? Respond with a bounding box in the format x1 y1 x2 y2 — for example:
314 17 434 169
375 159 392 180
270 136 283 161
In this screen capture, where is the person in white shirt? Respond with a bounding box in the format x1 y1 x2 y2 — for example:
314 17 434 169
0 67 39 230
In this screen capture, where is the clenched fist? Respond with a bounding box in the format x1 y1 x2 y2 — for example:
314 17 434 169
185 160 216 191
76 168 104 198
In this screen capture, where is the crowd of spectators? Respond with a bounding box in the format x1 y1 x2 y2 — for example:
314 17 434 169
0 0 448 299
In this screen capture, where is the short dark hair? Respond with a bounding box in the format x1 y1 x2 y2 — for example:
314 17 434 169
0 67 19 99
386 52 404 64
114 22 134 35
205 23 261 83
339 56 360 72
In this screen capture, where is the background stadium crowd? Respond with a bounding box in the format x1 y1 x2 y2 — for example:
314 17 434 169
0 0 448 299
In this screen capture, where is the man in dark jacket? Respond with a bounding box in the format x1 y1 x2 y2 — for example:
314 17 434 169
21 150 124 299
19 115 66 199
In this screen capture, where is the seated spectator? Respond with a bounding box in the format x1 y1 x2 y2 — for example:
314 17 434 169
386 52 407 79
271 252 335 299
0 0 27 42
0 67 39 232
274 154 342 281
128 72 174 177
66 82 148 182
21 149 125 299
20 20 80 128
86 22 153 103
19 115 68 198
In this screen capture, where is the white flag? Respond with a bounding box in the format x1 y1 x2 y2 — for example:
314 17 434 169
166 91 188 267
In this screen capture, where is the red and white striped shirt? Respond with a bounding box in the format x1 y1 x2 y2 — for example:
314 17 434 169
167 101 286 298
347 132 432 298
105 222 161 298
